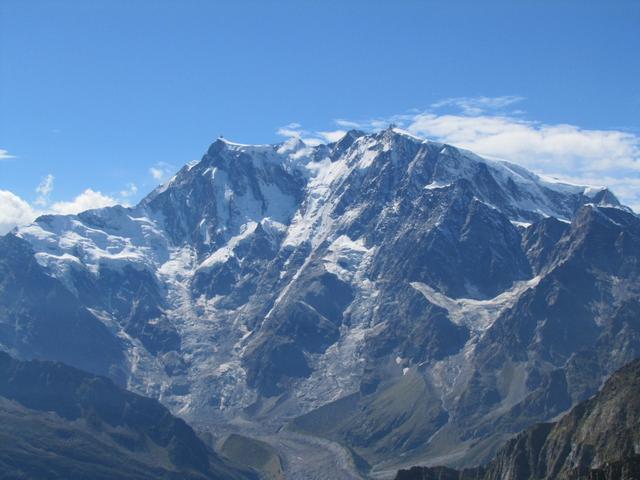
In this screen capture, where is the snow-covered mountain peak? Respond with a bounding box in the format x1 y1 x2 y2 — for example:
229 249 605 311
146 129 625 222
17 131 628 272
388 126 425 142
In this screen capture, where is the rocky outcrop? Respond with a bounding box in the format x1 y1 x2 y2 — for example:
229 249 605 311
395 358 640 480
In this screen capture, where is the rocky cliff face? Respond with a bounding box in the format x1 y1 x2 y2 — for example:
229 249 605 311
395 358 640 480
1 128 638 472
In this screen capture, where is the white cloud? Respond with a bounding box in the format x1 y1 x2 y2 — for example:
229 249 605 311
318 130 347 143
276 123 348 146
275 123 306 140
334 119 363 129
49 189 118 215
149 162 174 183
0 190 38 234
150 167 163 180
36 174 55 196
119 182 138 198
35 174 55 206
276 126 304 139
0 149 15 161
431 95 525 115
276 124 314 144
405 114 640 173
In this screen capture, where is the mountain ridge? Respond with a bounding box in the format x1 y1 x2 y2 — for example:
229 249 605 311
1 128 638 473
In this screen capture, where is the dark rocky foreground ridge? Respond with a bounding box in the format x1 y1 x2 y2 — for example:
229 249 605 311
0 351 255 480
1 128 640 475
395 358 640 480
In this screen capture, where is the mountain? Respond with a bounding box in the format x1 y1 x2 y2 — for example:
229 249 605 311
0 351 255 479
395 358 640 480
1 127 638 474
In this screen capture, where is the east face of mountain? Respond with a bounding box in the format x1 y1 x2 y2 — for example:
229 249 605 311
1 128 638 471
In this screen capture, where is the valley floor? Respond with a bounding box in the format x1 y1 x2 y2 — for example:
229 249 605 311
203 419 366 480
261 430 364 480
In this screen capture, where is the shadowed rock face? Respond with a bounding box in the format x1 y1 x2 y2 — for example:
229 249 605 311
0 234 125 381
0 351 254 480
2 129 639 471
395 358 640 480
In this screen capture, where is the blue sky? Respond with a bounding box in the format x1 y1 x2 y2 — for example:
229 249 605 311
1 0 639 231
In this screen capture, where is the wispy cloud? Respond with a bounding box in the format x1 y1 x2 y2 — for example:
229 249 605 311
276 123 346 146
317 130 347 143
276 123 303 139
149 162 175 183
405 113 640 173
431 95 525 115
334 119 363 129
0 149 15 161
35 174 55 206
119 182 138 198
